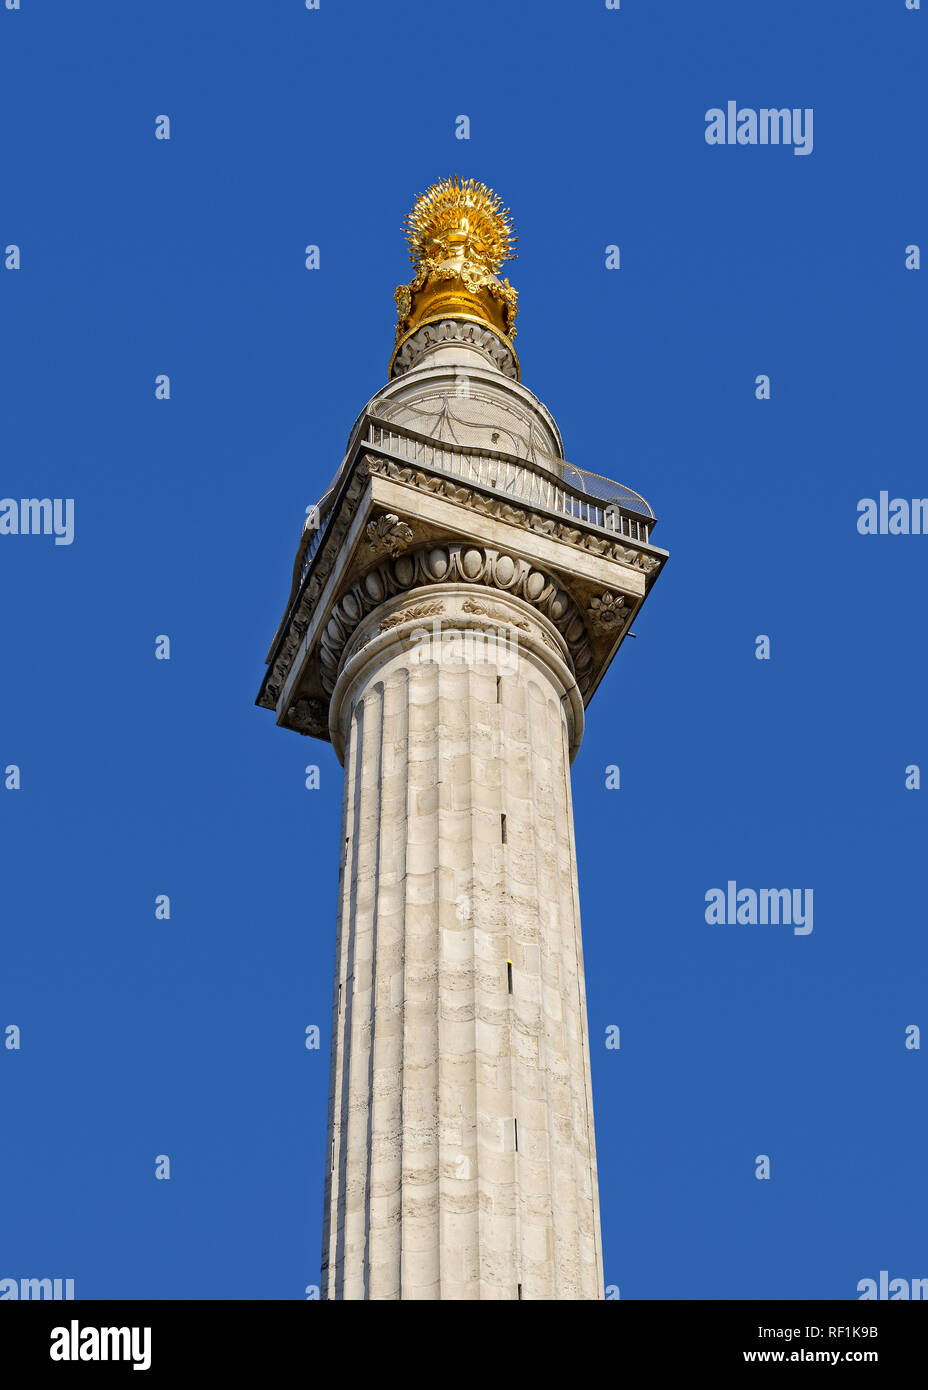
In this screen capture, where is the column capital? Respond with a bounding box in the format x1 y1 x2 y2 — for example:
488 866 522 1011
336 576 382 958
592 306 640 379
257 429 666 747
329 583 585 765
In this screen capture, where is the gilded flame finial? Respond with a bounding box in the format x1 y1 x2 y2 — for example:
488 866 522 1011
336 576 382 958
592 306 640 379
404 176 517 275
393 175 519 358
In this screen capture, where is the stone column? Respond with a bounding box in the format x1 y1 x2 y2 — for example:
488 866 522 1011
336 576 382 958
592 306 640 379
320 578 604 1300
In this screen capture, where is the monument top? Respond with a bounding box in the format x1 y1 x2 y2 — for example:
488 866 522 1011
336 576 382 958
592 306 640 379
392 176 520 375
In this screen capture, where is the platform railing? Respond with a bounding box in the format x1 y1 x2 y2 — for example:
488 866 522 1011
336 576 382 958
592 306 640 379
298 415 657 588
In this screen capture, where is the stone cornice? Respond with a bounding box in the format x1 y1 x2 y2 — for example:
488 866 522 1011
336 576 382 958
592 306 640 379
362 452 663 576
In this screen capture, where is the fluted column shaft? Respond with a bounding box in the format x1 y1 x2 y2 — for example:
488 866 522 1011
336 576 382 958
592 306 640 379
320 583 603 1299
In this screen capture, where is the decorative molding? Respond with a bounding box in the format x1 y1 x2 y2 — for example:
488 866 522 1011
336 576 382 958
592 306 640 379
461 598 530 632
379 600 444 633
363 453 661 575
391 319 518 380
316 543 594 700
263 459 372 708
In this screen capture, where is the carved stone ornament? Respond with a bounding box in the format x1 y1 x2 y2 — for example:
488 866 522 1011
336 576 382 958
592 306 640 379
365 513 414 560
287 697 329 737
379 600 445 633
260 447 660 715
392 319 518 380
461 598 530 632
588 592 627 634
315 543 594 699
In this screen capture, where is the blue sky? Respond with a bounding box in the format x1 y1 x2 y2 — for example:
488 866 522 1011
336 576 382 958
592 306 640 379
1 0 924 1299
